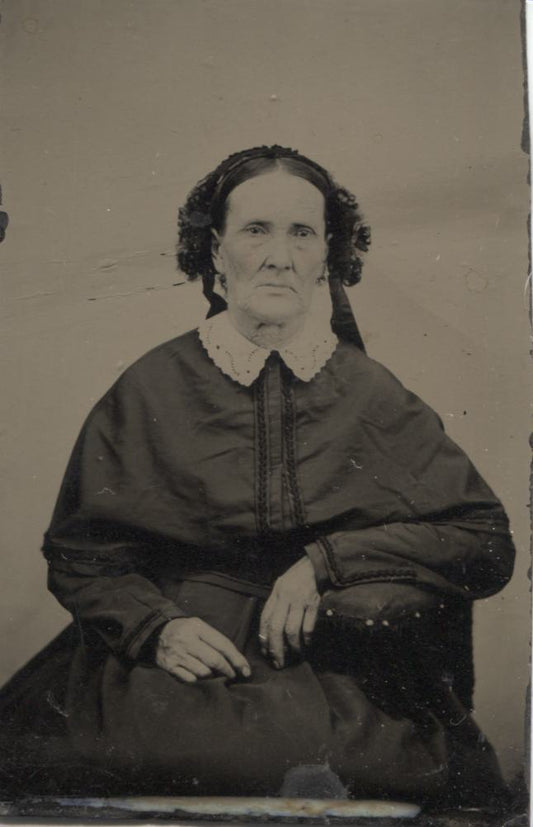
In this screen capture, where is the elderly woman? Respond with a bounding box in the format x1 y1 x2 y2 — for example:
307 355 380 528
0 145 515 811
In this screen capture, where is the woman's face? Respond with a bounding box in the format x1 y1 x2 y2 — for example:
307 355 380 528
212 170 328 326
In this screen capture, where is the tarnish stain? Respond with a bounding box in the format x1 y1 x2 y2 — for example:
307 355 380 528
464 267 488 292
22 17 39 34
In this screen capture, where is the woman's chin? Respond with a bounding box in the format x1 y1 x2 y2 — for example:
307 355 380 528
244 295 306 325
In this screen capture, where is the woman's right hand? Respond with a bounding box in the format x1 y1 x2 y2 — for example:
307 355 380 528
155 617 251 683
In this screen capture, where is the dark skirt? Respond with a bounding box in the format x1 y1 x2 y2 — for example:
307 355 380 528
0 578 507 808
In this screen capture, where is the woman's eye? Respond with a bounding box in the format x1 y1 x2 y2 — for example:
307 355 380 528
294 227 314 239
245 225 266 235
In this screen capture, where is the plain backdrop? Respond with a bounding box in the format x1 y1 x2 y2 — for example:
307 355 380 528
1 0 530 784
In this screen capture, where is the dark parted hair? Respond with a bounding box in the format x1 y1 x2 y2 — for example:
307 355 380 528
176 145 371 315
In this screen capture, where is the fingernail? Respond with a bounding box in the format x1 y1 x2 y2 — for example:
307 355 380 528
242 665 251 678
273 660 281 670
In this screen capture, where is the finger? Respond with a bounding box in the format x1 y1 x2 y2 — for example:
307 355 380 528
188 639 236 679
167 665 198 684
266 601 289 669
196 624 251 677
285 604 305 654
177 654 213 679
259 596 277 656
302 602 319 647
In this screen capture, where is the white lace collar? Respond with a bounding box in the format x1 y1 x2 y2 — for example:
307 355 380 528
198 288 338 387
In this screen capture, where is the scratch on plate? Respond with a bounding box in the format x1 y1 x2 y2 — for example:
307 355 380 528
88 282 186 301
46 690 69 718
13 291 58 301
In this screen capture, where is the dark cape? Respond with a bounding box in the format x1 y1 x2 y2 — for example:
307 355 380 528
0 325 515 808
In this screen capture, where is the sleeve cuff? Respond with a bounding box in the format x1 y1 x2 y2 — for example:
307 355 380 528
125 606 187 661
304 540 331 592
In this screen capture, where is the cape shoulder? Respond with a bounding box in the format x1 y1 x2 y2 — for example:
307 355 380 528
87 330 444 448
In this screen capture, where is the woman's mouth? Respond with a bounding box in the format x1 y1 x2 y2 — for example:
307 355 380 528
257 283 295 292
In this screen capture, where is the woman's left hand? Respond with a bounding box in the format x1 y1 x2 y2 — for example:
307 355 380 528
258 556 320 669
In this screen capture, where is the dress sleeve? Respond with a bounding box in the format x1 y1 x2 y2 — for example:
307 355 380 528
305 370 515 602
42 369 187 660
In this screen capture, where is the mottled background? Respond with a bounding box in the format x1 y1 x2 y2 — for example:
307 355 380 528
1 0 529 783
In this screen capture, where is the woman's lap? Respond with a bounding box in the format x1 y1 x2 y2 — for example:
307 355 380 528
0 629 454 800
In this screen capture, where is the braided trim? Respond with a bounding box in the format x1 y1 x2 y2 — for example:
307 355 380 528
316 535 416 587
281 369 306 527
254 374 270 536
122 608 167 658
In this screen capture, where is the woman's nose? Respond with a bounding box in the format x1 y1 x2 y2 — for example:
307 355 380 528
264 234 292 269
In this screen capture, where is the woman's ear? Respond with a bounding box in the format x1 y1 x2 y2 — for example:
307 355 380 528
211 229 224 275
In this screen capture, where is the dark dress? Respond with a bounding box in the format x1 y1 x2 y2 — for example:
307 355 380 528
0 329 515 807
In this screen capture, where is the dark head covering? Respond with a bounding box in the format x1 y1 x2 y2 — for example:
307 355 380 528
179 145 369 352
